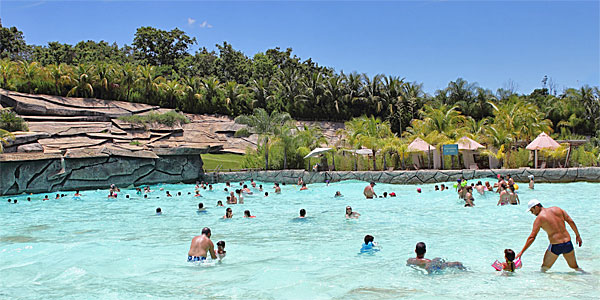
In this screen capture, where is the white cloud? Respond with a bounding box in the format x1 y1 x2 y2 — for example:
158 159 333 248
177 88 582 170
187 18 196 26
199 21 213 29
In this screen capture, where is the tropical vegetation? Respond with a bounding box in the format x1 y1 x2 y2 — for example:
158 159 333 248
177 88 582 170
0 24 599 166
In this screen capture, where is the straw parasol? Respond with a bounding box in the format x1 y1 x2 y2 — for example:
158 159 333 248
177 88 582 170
457 136 485 150
526 132 560 168
407 137 435 152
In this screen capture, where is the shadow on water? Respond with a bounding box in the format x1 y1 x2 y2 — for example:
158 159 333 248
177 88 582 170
0 235 37 243
337 286 424 299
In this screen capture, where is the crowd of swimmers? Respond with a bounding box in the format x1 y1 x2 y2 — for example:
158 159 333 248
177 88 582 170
4 174 585 274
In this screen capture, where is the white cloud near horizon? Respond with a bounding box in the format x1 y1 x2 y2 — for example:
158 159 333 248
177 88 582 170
187 18 196 26
199 21 212 29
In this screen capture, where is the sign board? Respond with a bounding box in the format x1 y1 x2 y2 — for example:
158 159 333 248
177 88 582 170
443 144 459 155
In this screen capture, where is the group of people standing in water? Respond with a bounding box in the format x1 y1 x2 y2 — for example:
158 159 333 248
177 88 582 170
186 175 585 274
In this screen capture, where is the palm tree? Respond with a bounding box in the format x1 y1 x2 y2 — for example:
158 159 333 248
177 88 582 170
274 124 296 169
67 64 95 98
0 60 15 89
323 75 347 117
234 108 292 170
94 62 115 99
380 136 406 170
19 61 41 93
354 115 393 170
223 81 249 115
160 80 185 109
0 128 15 153
135 65 163 105
119 63 138 101
46 64 71 95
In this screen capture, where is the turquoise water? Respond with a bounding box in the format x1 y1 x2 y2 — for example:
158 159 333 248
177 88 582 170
1 180 599 299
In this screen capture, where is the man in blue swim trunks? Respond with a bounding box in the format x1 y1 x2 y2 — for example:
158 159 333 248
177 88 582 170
516 199 584 272
187 227 217 262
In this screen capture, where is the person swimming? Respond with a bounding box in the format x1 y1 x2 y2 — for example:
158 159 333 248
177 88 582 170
197 203 206 213
244 210 255 218
406 242 465 274
345 206 360 219
360 235 380 253
334 191 342 197
216 200 224 207
216 240 226 261
156 207 162 215
223 208 233 219
299 209 306 218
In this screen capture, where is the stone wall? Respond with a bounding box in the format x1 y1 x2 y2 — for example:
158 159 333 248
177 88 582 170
0 154 203 195
205 167 600 185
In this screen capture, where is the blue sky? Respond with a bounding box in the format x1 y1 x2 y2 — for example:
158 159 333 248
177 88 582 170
2 1 598 94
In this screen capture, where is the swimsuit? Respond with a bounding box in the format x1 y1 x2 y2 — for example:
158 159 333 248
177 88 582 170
187 256 207 262
548 241 574 255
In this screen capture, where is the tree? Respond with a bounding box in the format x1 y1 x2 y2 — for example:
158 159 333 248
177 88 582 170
133 26 196 69
355 116 393 170
215 42 252 84
67 64 95 98
0 26 27 60
0 128 15 153
234 108 291 170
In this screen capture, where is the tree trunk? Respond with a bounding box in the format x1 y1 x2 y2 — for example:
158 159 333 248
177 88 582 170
354 154 358 171
264 138 269 170
332 151 336 171
283 146 287 170
401 152 406 170
383 153 387 170
372 149 377 171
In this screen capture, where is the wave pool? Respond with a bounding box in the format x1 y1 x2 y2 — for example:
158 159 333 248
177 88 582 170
1 180 599 299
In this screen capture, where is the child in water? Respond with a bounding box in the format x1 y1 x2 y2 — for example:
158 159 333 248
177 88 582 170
493 249 520 272
360 235 380 253
501 249 517 272
216 240 226 261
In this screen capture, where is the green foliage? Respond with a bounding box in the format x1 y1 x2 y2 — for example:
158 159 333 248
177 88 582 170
129 140 141 146
569 147 598 167
0 23 598 151
0 26 27 60
505 148 531 168
0 108 28 132
234 128 251 137
118 111 190 127
201 153 246 171
133 26 197 73
0 128 15 153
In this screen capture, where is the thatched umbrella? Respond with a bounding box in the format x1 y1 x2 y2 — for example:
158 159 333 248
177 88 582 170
408 138 435 168
526 132 560 168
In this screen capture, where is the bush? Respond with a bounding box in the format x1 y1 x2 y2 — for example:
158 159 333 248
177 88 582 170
118 111 190 127
506 148 531 168
0 108 28 132
569 147 598 167
129 140 141 146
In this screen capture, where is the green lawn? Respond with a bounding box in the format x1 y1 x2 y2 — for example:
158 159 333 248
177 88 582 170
201 153 245 171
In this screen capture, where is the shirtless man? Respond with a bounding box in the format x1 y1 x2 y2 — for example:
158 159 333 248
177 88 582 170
528 175 535 190
516 200 584 272
406 242 464 273
363 182 377 199
187 227 217 262
475 181 485 195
